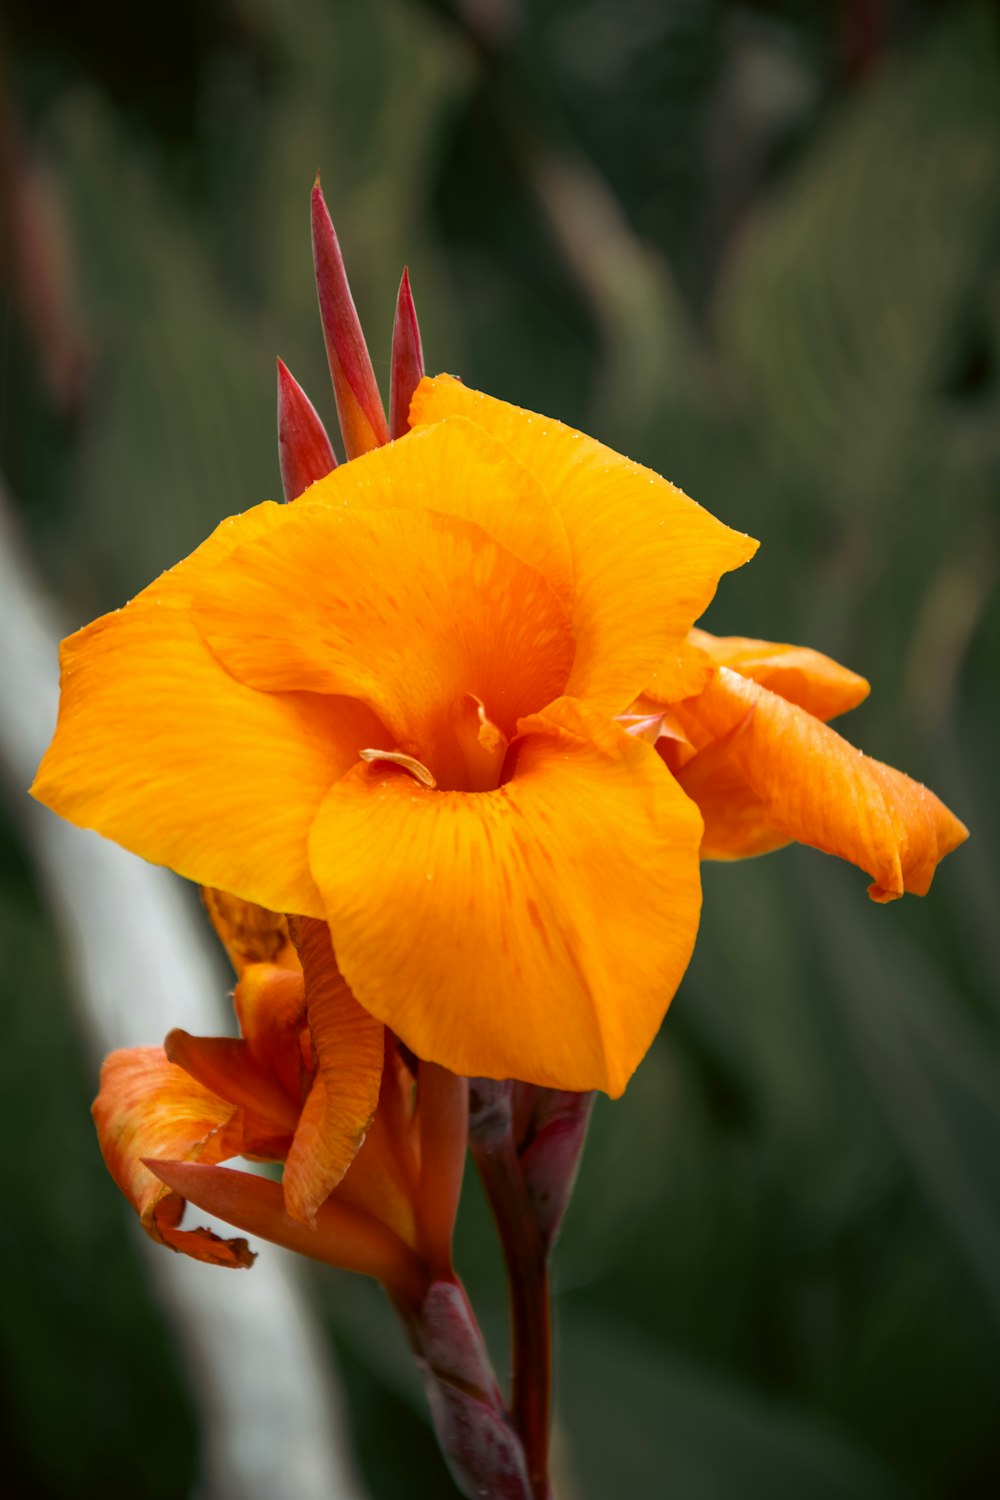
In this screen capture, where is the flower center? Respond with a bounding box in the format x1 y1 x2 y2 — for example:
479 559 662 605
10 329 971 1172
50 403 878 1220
361 694 509 795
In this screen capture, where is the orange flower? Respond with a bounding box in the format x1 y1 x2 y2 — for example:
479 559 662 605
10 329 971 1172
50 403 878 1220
93 911 463 1299
648 628 968 901
31 193 968 1095
33 378 756 1097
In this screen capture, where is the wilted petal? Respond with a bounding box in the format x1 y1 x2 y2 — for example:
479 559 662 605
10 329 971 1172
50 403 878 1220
309 697 704 1096
93 1047 252 1268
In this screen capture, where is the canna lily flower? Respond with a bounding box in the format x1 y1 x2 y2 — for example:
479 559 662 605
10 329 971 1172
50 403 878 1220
33 376 758 1097
94 909 463 1301
32 186 968 1101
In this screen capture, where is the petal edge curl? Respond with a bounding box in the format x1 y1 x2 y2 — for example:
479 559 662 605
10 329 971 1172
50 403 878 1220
93 1048 252 1268
673 668 968 898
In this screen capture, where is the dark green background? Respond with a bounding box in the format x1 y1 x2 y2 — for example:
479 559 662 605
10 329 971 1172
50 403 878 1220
2 1 998 1495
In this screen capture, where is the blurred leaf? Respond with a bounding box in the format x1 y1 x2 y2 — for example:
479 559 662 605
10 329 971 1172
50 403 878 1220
557 1313 913 1500
717 5 1000 514
813 861 1000 1329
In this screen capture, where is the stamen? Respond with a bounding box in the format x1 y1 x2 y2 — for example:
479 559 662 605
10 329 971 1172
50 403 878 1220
360 748 437 788
450 695 508 793
616 711 667 744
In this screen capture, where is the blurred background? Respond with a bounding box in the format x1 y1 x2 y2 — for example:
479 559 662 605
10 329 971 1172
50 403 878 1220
1 0 998 1495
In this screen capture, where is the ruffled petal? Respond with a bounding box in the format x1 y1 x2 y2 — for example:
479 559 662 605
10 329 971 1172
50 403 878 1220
282 919 384 1225
687 628 870 721
92 1047 253 1267
192 503 574 786
309 697 704 1096
672 668 968 899
33 505 387 916
410 376 758 711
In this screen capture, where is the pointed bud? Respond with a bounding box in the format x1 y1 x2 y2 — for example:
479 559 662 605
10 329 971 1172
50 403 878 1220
276 359 337 501
517 1088 594 1248
414 1280 533 1500
146 1159 427 1306
389 267 425 439
310 180 389 458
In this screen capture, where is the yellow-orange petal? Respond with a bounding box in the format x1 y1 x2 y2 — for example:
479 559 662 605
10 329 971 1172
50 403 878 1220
687 628 870 721
670 715 789 860
93 1047 253 1268
643 636 716 705
309 697 704 1097
673 668 968 899
201 889 301 977
32 505 389 917
410 375 758 711
192 503 575 786
282 919 384 1225
301 416 575 613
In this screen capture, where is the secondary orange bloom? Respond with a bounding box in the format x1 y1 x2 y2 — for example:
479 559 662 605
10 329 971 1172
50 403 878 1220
94 910 461 1295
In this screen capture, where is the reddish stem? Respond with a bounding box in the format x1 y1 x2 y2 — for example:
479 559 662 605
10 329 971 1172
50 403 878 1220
469 1084 552 1500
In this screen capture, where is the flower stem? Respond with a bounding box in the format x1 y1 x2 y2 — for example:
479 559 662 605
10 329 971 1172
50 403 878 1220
468 1082 553 1500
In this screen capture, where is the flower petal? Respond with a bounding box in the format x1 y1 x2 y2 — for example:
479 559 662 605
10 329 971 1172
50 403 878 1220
309 697 704 1096
673 668 968 899
92 1047 253 1268
192 503 575 786
669 715 789 860
410 375 758 710
32 505 386 916
282 919 384 1225
301 416 574 612
687 628 870 721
